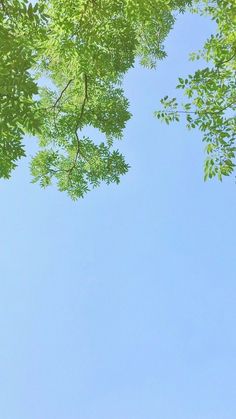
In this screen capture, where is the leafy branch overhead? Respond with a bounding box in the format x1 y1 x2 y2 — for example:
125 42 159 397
156 0 236 182
0 0 235 198
1 0 192 198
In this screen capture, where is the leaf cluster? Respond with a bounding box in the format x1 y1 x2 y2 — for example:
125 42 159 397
0 0 191 198
156 0 236 182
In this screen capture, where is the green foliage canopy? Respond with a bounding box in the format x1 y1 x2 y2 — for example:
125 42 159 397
0 0 191 198
1 0 235 198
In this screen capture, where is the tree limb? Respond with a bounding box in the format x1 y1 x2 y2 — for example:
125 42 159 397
53 79 73 108
67 73 89 179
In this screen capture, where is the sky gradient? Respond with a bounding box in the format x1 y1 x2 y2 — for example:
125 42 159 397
0 11 236 419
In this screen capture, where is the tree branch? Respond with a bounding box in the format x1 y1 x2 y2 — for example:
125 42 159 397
77 73 88 124
216 52 236 67
67 74 89 179
53 79 73 108
158 102 235 116
36 79 74 113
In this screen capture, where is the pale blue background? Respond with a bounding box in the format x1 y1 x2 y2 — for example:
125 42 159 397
0 12 235 419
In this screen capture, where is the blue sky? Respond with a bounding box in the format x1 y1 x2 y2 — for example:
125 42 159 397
0 11 236 419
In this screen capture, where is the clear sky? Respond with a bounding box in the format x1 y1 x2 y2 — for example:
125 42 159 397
0 11 236 419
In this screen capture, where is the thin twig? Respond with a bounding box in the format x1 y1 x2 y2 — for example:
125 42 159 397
53 79 73 108
158 102 236 116
36 79 74 113
216 52 236 67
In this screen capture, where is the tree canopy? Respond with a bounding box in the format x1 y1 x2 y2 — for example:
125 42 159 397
0 0 235 198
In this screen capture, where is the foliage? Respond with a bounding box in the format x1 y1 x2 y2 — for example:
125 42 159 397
0 0 191 198
4 0 234 196
0 0 46 178
155 0 236 181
